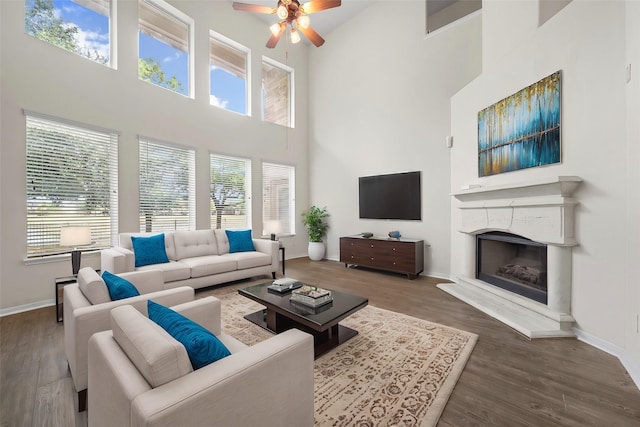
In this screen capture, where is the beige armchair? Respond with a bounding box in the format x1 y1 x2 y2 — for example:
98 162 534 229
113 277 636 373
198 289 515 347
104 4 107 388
64 267 195 411
88 297 315 427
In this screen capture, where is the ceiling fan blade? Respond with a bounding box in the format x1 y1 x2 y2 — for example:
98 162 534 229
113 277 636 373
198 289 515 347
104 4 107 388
266 24 285 48
300 0 341 14
232 2 276 14
298 25 325 47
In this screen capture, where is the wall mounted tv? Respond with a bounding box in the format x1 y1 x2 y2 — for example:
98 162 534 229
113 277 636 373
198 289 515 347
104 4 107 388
359 171 422 220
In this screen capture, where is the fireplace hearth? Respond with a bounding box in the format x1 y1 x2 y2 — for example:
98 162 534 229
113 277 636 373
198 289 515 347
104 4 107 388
437 176 582 338
477 232 548 304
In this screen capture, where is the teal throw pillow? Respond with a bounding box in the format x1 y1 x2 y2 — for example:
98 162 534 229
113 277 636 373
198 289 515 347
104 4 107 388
102 271 140 301
225 229 255 253
131 234 170 267
147 300 231 370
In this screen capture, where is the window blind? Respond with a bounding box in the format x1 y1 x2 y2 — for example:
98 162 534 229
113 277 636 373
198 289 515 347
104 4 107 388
210 33 248 80
139 0 189 53
26 114 118 256
139 139 195 232
262 162 295 236
262 57 294 128
210 154 252 230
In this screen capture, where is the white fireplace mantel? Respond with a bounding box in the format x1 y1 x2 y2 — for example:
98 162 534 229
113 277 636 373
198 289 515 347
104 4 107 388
452 176 582 246
438 176 583 338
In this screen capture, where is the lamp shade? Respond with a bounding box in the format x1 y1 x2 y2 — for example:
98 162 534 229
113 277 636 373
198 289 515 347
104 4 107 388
60 226 92 247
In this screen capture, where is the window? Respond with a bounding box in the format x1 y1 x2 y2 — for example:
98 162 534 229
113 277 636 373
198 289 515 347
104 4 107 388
138 0 193 96
426 0 481 34
262 57 294 128
262 162 295 237
210 154 252 230
26 112 118 256
139 139 195 232
25 0 114 67
210 31 250 115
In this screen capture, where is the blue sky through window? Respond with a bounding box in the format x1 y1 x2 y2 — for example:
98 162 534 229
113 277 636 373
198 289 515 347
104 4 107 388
49 0 245 110
51 0 109 61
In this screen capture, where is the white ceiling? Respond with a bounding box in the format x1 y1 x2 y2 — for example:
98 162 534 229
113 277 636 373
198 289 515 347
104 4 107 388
229 0 458 45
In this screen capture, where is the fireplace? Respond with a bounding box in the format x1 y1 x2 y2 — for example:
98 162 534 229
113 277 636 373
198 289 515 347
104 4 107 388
476 232 548 304
437 176 582 338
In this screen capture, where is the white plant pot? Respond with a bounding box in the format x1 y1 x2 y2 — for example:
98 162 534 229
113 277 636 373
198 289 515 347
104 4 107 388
308 242 325 261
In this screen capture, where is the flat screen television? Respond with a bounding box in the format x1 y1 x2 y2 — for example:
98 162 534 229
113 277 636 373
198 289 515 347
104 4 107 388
359 171 421 220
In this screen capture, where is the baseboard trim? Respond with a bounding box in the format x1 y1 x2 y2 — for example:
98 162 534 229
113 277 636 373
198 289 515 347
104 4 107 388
574 327 640 390
0 299 54 318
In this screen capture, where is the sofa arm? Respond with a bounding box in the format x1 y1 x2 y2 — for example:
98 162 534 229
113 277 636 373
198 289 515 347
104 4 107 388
252 239 279 272
130 329 314 427
68 286 195 393
101 247 134 274
170 297 222 336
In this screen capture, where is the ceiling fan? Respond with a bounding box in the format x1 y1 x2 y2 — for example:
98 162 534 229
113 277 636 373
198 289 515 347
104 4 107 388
232 0 341 48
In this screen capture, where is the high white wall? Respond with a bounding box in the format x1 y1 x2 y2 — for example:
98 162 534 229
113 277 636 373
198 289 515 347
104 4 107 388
0 0 312 313
450 0 639 374
307 1 482 278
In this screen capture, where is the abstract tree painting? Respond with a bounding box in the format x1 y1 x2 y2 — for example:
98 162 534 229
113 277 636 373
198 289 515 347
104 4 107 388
478 71 561 177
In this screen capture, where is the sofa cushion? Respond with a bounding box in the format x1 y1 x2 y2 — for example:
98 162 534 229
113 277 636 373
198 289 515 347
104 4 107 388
178 255 238 278
77 267 111 305
213 229 230 254
225 229 256 253
131 234 171 267
102 271 141 300
148 300 231 370
136 261 191 282
173 230 218 260
226 251 272 270
111 305 193 388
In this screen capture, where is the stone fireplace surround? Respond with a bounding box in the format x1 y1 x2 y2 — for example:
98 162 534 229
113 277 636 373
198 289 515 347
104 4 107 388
438 176 582 338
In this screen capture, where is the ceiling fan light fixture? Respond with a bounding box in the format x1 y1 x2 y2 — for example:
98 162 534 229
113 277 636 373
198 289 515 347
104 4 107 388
276 4 288 19
281 0 292 5
270 22 283 36
296 15 310 29
290 28 301 43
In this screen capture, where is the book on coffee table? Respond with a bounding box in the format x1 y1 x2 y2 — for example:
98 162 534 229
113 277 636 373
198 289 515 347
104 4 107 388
290 285 333 307
268 277 303 293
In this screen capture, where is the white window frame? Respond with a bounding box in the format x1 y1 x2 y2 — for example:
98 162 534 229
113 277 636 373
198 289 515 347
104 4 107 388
209 30 251 116
261 56 295 128
138 0 195 98
25 0 117 68
262 162 295 237
25 111 119 257
210 153 252 230
139 137 196 232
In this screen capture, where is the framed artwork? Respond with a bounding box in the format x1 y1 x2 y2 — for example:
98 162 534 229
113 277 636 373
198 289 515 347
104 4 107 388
478 71 561 177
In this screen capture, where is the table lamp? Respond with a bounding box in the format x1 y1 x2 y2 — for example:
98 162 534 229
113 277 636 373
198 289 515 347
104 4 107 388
60 226 92 275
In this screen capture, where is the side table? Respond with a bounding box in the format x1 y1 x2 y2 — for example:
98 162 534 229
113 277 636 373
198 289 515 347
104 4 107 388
55 275 77 322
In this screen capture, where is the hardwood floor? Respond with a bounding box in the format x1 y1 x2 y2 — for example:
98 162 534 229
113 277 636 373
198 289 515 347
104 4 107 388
1 258 639 426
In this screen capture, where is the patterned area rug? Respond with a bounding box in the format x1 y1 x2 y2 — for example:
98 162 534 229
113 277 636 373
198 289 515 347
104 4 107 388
210 287 478 427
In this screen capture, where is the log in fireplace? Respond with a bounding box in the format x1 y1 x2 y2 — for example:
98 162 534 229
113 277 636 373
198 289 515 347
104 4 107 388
476 232 548 304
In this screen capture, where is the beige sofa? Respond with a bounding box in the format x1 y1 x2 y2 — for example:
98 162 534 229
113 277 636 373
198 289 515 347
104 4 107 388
88 297 315 427
101 229 279 289
64 267 195 411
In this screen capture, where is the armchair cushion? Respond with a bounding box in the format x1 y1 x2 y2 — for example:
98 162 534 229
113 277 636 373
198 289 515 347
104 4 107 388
111 305 192 388
102 271 140 301
77 268 111 305
148 300 231 369
225 229 256 253
131 234 170 267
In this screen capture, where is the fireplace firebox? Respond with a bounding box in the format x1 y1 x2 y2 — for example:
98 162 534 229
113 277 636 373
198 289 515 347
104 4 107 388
476 232 548 304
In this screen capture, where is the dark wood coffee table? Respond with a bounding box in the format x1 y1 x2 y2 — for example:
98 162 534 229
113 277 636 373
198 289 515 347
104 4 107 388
238 282 368 358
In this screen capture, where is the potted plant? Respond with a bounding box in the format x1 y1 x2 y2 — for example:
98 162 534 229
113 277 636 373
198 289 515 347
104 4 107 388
301 205 329 261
